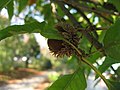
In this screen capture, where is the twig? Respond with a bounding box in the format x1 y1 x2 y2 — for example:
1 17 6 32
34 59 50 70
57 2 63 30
56 1 103 51
74 7 99 38
52 0 117 79
55 1 80 27
62 0 120 16
79 0 101 6
80 0 117 12
95 12 113 24
77 27 109 32
64 39 112 90
63 0 114 24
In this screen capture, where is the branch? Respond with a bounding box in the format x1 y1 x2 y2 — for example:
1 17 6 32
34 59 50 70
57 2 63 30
52 0 118 79
55 1 80 27
79 0 101 6
63 0 114 24
74 7 99 38
64 39 112 90
77 27 109 32
55 1 104 52
62 0 120 16
95 12 113 24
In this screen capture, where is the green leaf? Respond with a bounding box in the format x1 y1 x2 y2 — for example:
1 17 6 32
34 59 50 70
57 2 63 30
98 56 119 74
108 0 120 12
41 4 52 20
95 56 119 79
116 66 120 76
7 0 14 20
103 18 120 61
98 30 107 43
48 68 87 90
67 55 79 69
0 21 63 41
78 36 90 53
40 27 63 40
18 0 28 13
0 0 12 10
57 6 65 17
108 80 120 90
87 52 100 63
86 52 100 77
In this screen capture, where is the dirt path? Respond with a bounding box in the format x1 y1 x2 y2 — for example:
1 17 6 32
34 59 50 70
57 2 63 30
0 75 48 90
0 69 107 90
0 69 53 90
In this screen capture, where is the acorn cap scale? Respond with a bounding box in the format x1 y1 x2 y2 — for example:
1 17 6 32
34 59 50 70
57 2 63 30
47 22 80 57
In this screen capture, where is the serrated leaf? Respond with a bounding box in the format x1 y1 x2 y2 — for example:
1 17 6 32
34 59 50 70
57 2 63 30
103 18 120 61
0 0 12 10
48 68 87 90
0 21 63 41
7 0 14 20
95 56 119 79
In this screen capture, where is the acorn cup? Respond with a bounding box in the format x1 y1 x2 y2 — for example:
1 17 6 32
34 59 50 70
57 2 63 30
47 22 81 57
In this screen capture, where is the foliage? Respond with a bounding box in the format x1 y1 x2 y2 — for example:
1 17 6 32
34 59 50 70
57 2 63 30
48 67 86 90
104 19 120 61
0 34 39 72
0 0 120 90
0 21 62 40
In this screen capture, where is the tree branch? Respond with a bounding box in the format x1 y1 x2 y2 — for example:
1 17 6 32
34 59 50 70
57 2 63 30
55 0 104 52
72 7 99 38
95 12 113 24
63 0 114 24
62 0 120 16
79 0 101 6
77 27 108 32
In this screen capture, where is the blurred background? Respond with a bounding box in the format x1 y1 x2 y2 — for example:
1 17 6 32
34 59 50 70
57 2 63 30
0 0 120 90
0 1 76 89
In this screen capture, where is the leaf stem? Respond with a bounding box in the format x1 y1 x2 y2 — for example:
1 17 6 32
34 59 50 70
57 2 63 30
81 57 111 89
64 39 112 90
